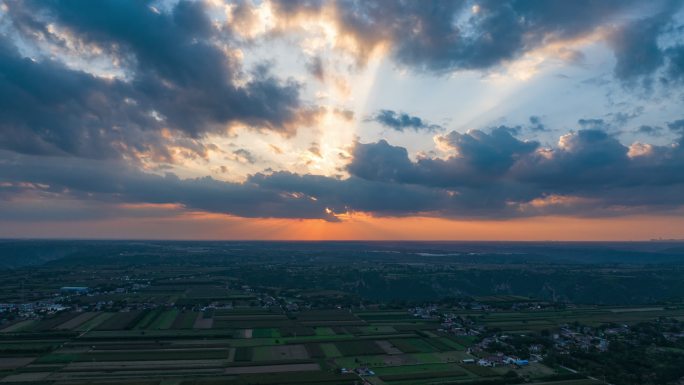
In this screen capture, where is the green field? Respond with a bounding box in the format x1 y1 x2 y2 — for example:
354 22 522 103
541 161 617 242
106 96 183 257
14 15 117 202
252 328 281 338
320 343 342 358
376 363 470 384
334 340 386 356
149 309 179 329
313 326 336 336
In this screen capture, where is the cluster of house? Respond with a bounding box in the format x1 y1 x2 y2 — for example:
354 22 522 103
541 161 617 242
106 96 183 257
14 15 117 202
60 286 90 294
0 301 68 319
256 291 308 312
1 285 134 323
60 283 150 298
3 281 195 325
340 367 375 376
439 314 483 337
461 354 530 367
602 325 629 336
260 294 278 307
552 326 610 353
468 335 503 353
557 320 684 350
409 305 439 319
509 302 556 311
466 334 543 365
200 302 234 311
663 331 684 341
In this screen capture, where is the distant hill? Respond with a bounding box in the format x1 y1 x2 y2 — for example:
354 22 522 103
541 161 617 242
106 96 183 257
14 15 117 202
1 240 684 269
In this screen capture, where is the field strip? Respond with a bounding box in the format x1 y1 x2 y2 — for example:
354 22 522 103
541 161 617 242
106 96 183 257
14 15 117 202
223 363 320 374
56 312 99 330
0 357 35 370
608 307 664 312
64 359 227 370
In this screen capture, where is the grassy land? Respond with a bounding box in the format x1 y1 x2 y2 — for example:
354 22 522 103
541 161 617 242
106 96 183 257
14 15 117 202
149 309 180 330
320 343 342 358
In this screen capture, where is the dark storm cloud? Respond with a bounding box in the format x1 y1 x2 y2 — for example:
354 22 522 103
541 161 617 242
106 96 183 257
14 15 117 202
0 0 307 159
367 110 442 133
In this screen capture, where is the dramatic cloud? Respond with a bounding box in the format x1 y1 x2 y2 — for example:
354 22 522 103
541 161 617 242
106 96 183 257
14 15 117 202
346 127 684 216
346 139 414 183
2 125 683 221
605 2 684 86
347 128 540 188
435 128 539 176
367 110 442 133
0 0 309 160
270 0 683 77
0 38 156 159
610 15 665 83
0 150 451 222
267 0 684 92
1 0 684 232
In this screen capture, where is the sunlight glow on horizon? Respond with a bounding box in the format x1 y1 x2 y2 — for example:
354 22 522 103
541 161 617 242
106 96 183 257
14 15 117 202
3 210 684 241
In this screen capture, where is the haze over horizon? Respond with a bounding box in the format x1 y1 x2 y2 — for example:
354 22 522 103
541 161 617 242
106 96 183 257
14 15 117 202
1 0 684 240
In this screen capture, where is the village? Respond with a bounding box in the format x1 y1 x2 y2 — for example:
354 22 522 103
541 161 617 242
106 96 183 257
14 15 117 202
3 281 683 385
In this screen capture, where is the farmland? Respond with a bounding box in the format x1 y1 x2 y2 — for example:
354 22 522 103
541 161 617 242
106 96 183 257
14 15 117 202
1 240 684 384
3 300 683 384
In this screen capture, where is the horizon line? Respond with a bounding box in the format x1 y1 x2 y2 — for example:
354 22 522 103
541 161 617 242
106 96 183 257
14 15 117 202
2 237 683 243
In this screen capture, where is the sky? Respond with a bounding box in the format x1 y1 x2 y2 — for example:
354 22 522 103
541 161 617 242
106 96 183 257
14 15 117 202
1 0 684 240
